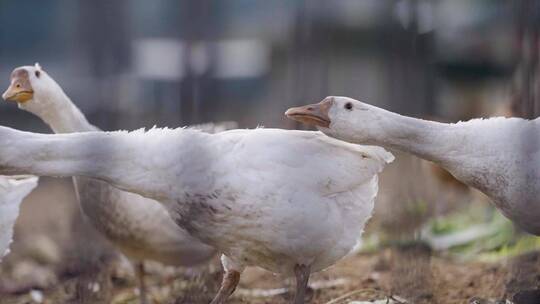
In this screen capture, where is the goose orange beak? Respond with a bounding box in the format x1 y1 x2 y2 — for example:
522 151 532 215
2 69 33 103
285 97 333 128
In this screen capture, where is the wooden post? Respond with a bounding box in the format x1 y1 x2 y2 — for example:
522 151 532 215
511 0 540 119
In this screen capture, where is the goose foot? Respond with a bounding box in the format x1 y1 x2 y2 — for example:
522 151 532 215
281 286 314 302
209 270 240 304
293 264 311 304
136 262 148 304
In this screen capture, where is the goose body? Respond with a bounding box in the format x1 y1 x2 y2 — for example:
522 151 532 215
0 176 38 261
0 125 392 303
74 179 214 265
287 96 540 235
2 65 215 302
174 128 391 274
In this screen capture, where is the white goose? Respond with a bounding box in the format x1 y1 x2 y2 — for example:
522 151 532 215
2 64 215 303
0 175 38 262
286 96 540 236
0 123 392 303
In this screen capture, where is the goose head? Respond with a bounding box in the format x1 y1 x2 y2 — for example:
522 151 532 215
286 96 385 144
2 63 65 115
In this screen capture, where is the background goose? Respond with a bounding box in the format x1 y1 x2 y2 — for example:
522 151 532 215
0 125 392 304
286 96 540 236
0 175 38 262
2 64 216 303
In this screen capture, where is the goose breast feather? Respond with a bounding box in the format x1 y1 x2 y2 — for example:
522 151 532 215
170 129 393 273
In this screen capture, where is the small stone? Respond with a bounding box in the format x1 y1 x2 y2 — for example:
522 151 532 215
29 289 44 303
88 282 100 293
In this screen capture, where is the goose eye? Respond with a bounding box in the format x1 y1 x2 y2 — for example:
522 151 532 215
344 102 353 110
35 70 41 78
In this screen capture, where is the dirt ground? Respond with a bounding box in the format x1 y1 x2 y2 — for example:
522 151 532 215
0 242 528 304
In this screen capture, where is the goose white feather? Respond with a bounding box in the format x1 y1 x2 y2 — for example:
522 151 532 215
0 175 38 261
287 96 540 235
0 124 392 303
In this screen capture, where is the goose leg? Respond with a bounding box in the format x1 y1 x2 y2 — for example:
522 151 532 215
293 264 311 304
209 270 240 304
136 262 148 304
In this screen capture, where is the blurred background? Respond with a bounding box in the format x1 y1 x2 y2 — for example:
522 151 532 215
0 0 524 130
1 1 540 303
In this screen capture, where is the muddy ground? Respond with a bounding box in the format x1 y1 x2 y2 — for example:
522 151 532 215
2 244 532 304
